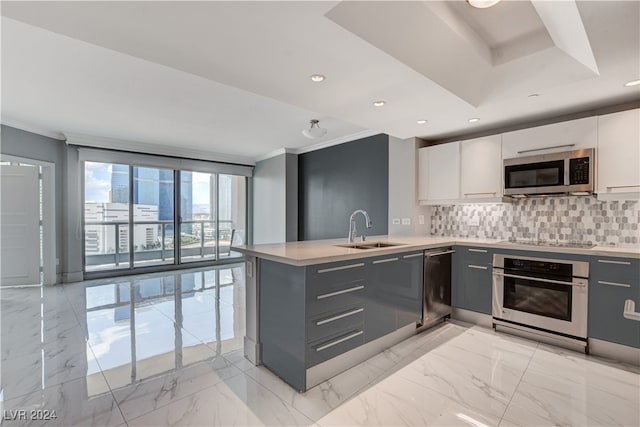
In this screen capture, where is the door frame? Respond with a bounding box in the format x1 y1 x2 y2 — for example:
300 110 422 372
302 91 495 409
0 154 57 285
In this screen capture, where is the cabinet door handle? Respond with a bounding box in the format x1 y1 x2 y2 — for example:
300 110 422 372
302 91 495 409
597 280 631 288
316 285 365 300
372 257 399 264
316 308 364 326
317 263 365 274
517 144 575 154
403 253 423 259
605 185 640 190
468 264 488 270
468 248 488 253
597 259 631 265
463 192 496 196
315 330 363 352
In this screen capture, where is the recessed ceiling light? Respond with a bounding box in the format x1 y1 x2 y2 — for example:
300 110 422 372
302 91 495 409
528 93 540 98
417 119 428 124
467 0 501 9
310 74 325 82
372 101 386 107
468 118 480 123
624 79 640 87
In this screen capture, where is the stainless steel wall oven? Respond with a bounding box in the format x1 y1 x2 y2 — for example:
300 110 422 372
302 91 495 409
492 254 589 351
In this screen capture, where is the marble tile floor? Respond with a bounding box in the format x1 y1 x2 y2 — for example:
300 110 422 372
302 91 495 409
1 265 638 426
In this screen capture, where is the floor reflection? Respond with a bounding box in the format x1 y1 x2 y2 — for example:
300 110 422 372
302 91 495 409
84 265 245 390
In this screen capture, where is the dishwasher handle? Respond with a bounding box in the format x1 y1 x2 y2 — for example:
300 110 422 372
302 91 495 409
425 249 456 258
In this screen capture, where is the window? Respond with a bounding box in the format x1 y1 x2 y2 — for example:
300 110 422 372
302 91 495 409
83 160 247 274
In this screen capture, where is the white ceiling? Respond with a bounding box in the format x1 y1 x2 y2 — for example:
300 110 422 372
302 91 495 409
2 1 639 163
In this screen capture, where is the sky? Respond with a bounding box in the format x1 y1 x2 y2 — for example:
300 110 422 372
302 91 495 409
84 162 212 205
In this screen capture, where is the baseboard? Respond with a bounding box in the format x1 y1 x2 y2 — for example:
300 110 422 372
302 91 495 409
62 271 83 283
244 336 260 365
451 307 493 328
589 338 640 366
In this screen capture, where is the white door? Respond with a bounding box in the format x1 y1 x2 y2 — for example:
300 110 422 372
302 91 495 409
1 165 40 286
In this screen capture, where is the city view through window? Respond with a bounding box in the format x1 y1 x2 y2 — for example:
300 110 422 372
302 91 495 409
84 162 246 272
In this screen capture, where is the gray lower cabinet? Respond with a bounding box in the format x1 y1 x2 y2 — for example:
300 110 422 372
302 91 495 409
259 251 423 391
452 246 493 314
588 256 640 348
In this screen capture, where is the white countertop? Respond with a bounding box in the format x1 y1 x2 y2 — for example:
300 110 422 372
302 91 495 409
233 235 640 266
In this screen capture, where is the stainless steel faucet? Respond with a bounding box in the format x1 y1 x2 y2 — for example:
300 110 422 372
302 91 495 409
348 210 373 243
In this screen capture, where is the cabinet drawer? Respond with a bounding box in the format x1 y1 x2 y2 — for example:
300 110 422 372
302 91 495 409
589 276 640 348
591 257 639 289
309 260 366 285
306 328 365 367
307 305 364 343
461 246 493 266
307 280 366 316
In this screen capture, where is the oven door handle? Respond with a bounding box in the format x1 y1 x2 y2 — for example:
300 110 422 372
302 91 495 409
492 271 586 287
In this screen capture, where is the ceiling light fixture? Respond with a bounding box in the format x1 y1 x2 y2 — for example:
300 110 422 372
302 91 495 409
468 118 480 123
417 120 428 124
302 119 327 139
310 74 325 82
467 0 502 8
373 100 386 107
624 79 640 87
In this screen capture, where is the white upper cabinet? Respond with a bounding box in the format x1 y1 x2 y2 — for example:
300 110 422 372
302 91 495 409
418 141 460 204
502 116 597 159
596 109 640 200
460 135 503 201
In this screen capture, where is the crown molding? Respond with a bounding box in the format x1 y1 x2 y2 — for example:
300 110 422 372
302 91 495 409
1 117 66 140
64 132 256 166
254 147 299 163
254 129 382 162
295 129 381 155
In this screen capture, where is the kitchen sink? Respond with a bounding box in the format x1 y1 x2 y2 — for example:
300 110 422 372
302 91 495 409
335 242 406 250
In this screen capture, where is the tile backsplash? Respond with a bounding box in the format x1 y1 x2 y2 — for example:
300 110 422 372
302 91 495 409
430 197 639 246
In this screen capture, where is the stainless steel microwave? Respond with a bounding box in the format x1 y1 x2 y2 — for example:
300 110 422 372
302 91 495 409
503 148 595 197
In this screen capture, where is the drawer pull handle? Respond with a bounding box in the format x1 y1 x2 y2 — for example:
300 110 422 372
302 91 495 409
403 253 423 259
468 264 488 270
426 249 455 257
597 259 631 265
317 263 365 274
605 185 640 190
316 308 364 326
597 280 631 288
468 248 488 253
317 285 365 300
517 144 575 154
373 257 399 264
315 331 363 352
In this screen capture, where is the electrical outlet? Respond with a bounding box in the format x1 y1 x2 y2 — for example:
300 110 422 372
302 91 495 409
468 217 480 226
402 218 411 225
392 218 401 225
418 215 425 225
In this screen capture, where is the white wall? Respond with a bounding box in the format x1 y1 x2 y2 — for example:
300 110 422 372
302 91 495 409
253 154 287 244
388 136 430 236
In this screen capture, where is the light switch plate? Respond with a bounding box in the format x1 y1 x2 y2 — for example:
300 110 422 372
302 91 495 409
392 218 401 225
418 215 425 225
402 218 411 225
246 260 253 278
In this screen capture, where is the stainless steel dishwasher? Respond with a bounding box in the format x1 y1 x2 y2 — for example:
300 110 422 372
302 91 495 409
421 247 454 328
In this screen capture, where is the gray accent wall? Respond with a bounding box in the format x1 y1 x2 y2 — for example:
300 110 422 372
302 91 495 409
298 134 389 241
1 125 67 280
